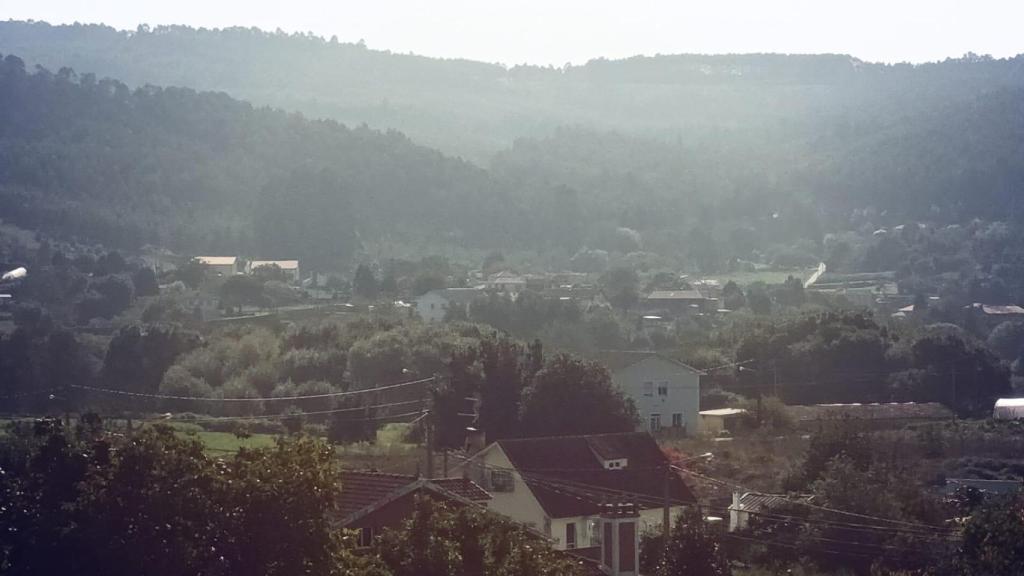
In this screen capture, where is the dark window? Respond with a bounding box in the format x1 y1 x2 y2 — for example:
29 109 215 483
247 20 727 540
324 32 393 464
650 413 661 431
358 526 374 547
672 413 683 427
490 470 514 492
566 522 577 549
603 522 613 567
658 382 669 396
619 521 636 572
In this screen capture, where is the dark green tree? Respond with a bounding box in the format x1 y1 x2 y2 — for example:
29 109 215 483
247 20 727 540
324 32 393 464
353 264 379 300
520 353 638 437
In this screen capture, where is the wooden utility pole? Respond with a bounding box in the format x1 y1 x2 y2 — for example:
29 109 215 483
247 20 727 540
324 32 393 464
663 464 672 559
425 411 434 479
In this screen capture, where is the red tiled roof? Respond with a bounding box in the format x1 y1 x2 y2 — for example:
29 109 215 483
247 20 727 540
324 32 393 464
338 470 491 521
497 432 696 518
338 471 416 519
433 477 491 502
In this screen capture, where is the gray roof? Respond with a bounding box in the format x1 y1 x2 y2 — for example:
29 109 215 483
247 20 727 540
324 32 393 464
598 350 703 375
647 290 706 300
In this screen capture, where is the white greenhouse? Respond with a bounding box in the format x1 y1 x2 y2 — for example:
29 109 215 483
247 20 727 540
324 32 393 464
993 398 1024 420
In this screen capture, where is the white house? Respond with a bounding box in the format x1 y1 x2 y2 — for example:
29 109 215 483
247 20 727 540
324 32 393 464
248 260 300 283
195 256 238 277
456 432 696 553
413 287 481 323
603 351 702 435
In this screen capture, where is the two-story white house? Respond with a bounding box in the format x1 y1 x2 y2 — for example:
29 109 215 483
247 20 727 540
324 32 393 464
413 287 482 323
603 351 703 435
455 432 696 553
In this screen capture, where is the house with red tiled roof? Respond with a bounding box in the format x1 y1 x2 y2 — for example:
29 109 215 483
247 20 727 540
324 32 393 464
337 470 491 546
454 432 696 556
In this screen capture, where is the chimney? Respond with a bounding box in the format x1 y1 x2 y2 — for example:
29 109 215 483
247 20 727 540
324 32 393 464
729 491 743 532
464 427 486 454
599 502 640 576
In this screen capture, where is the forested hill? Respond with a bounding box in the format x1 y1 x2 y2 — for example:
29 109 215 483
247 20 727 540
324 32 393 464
2 21 1023 160
0 53 514 267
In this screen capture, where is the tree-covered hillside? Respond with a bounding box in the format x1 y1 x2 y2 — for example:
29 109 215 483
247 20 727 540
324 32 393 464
0 53 512 268
2 21 1022 160
1 22 1023 273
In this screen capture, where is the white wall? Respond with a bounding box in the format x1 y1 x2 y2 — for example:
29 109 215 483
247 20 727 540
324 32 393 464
466 445 551 534
414 292 449 323
611 357 700 435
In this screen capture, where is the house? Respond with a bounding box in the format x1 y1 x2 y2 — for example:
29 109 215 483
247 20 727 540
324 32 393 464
248 260 300 283
336 470 491 546
603 351 702 435
486 270 527 293
786 402 953 431
195 256 238 277
699 408 748 436
456 432 696 553
413 287 482 323
643 290 712 316
728 491 810 532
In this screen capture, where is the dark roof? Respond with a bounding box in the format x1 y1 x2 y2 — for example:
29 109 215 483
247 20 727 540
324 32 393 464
730 492 795 512
339 471 414 519
338 471 490 521
599 350 702 375
496 432 696 518
432 477 492 501
787 402 953 422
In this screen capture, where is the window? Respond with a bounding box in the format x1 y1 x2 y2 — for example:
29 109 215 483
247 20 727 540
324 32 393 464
643 381 653 397
358 526 375 547
657 382 669 397
672 413 683 427
566 522 577 549
490 470 514 492
649 413 661 432
589 519 602 547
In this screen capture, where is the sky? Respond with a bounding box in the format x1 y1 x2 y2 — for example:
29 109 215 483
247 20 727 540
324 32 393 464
1 0 1022 66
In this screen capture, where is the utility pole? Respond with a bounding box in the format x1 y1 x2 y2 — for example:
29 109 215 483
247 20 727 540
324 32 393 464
425 413 434 478
663 464 671 560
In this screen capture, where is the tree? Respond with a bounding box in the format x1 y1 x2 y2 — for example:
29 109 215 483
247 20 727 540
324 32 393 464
131 267 160 297
600 266 639 310
987 321 1024 361
0 422 375 576
745 282 772 315
220 275 266 310
642 508 731 576
722 281 746 311
520 354 638 437
353 264 379 300
477 337 525 441
411 270 445 297
954 493 1024 575
375 496 582 576
176 258 205 290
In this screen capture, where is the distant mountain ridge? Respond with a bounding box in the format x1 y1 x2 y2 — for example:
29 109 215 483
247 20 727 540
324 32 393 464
2 21 1022 160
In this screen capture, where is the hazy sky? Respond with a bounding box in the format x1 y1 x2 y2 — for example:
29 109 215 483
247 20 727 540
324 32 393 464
2 0 1022 66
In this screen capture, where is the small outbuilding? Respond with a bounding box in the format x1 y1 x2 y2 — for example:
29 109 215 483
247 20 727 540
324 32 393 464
993 398 1024 420
699 408 748 436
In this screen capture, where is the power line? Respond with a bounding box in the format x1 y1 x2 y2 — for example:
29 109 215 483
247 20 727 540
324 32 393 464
150 408 427 425
675 466 958 534
70 376 434 402
143 398 427 424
